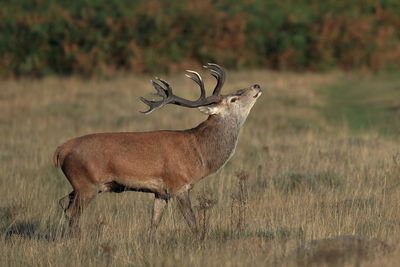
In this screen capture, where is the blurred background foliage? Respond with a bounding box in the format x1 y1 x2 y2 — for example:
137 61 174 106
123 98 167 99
0 0 399 77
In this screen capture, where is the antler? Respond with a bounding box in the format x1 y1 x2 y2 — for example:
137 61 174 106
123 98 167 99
140 63 225 114
203 63 225 96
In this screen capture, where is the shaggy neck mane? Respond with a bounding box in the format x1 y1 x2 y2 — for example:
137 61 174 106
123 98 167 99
191 115 241 174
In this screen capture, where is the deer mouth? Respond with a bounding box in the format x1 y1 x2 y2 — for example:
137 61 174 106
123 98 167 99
253 90 262 98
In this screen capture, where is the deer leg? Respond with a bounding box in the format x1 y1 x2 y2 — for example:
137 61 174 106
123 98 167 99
176 190 198 233
64 185 97 232
149 196 168 236
59 191 75 211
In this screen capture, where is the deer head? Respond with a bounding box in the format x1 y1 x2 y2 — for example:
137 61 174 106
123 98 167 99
140 63 262 124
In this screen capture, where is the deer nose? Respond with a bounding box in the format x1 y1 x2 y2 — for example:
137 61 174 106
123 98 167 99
252 84 261 89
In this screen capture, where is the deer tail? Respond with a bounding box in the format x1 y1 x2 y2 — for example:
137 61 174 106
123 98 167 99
53 145 65 168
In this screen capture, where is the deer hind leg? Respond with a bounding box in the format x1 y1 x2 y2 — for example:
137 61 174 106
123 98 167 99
59 191 75 211
64 184 98 231
176 190 198 233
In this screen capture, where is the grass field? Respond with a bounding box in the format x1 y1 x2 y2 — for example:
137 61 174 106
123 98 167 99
1 70 400 266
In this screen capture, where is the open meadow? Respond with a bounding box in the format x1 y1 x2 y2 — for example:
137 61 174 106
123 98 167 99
1 70 400 266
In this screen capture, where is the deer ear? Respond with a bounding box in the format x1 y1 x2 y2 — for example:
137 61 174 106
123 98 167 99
198 104 221 115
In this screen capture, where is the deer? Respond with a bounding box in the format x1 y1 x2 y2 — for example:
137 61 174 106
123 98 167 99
53 63 262 234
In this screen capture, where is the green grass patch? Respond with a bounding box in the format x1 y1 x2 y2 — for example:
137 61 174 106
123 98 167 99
273 171 344 194
319 73 400 136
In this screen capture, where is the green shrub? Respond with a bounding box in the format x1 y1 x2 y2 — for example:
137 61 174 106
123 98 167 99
0 0 399 77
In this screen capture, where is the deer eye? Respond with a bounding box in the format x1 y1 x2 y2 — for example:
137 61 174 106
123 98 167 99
230 97 238 103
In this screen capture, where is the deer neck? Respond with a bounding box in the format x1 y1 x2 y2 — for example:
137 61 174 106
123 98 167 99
191 115 242 174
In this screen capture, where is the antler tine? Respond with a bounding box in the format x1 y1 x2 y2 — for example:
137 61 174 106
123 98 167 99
139 79 172 114
150 78 167 98
185 70 206 99
203 63 225 96
139 97 159 114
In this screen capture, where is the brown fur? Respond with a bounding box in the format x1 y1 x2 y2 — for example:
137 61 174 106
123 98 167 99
56 116 239 196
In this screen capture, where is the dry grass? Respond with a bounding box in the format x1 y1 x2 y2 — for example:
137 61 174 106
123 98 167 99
1 70 400 266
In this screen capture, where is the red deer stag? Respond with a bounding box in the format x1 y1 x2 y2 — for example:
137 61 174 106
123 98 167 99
54 63 262 234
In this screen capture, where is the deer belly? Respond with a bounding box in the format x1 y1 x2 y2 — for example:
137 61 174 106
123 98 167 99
108 177 168 197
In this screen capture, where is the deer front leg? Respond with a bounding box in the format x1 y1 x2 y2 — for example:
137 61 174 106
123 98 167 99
176 190 198 233
149 196 168 236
